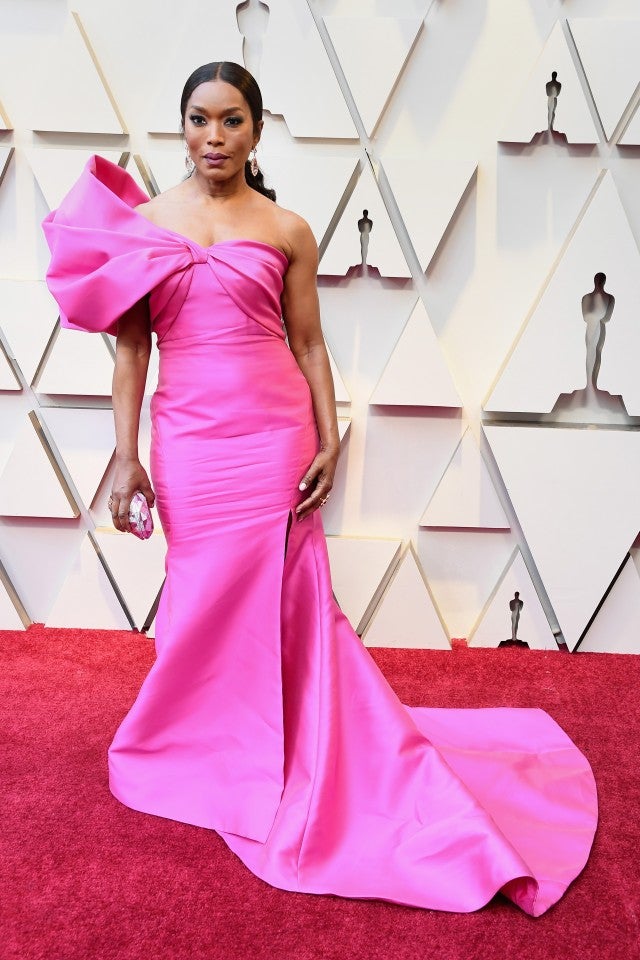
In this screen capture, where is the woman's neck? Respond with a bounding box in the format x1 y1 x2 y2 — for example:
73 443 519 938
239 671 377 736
187 170 252 203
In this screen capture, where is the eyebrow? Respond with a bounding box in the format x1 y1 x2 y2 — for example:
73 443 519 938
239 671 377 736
188 104 246 115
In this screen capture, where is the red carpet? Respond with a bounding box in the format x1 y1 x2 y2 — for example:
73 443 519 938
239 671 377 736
2 625 639 960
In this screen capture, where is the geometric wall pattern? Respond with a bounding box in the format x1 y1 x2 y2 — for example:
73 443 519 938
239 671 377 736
467 549 558 651
485 425 640 651
486 172 640 416
1 0 640 657
361 544 450 650
420 427 509 529
323 15 423 137
568 19 640 143
500 21 600 145
576 552 640 654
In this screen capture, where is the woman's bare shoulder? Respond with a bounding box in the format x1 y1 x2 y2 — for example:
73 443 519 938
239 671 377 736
273 202 312 236
134 184 188 223
272 203 316 259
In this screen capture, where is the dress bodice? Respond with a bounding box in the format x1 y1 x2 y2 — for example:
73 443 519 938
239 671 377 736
43 155 289 344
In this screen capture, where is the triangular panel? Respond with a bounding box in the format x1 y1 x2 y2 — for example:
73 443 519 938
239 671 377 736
569 18 640 142
124 154 153 196
0 100 10 130
370 298 460 408
468 549 557 650
0 414 22 477
0 279 57 384
337 418 351 443
26 148 126 210
319 280 416 403
260 0 356 138
0 567 27 630
0 414 78 518
359 414 464 537
39 408 115 508
94 528 167 630
578 554 640 654
46 534 130 629
320 163 411 278
0 146 13 186
36 326 114 396
21 13 124 133
420 427 509 529
418 530 513 640
487 173 640 415
327 341 350 404
363 545 449 649
0 344 20 391
140 149 203 194
382 157 476 273
499 21 599 144
324 16 422 135
619 100 640 145
326 535 402 633
486 425 640 650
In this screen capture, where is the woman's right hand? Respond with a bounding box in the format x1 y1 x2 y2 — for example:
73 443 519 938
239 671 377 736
109 456 155 533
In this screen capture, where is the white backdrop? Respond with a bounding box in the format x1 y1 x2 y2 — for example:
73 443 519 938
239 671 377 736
1 0 640 655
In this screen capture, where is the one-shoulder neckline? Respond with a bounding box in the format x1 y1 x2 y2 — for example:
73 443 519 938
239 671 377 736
129 204 290 267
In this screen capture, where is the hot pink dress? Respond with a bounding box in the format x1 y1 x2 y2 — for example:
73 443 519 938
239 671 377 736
43 156 597 916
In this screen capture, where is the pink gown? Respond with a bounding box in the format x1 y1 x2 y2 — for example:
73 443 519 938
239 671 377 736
43 156 597 917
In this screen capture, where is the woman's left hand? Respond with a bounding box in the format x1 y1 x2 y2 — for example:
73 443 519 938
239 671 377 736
296 445 339 521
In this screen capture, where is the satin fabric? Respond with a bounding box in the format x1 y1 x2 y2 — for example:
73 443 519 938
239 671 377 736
43 156 597 916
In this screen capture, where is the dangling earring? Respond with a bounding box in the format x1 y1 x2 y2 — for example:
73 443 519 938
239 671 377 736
184 143 194 174
250 147 259 177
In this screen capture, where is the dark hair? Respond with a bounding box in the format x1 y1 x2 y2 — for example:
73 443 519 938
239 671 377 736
180 61 276 202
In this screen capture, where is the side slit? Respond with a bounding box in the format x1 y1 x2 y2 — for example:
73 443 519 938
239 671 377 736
284 511 293 559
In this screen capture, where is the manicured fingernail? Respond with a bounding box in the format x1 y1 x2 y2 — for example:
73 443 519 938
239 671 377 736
299 481 307 491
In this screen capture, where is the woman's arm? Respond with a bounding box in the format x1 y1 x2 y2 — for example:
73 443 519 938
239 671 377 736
109 301 155 532
281 218 340 521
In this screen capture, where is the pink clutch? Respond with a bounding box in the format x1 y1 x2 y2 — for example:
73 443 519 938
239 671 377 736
128 491 154 540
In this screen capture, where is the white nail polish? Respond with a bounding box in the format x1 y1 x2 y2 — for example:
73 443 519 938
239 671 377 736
299 482 307 491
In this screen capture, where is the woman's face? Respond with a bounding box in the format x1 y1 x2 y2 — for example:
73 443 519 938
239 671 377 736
183 80 261 182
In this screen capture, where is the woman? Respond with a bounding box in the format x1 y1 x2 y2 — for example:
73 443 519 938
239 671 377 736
44 62 597 916
109 61 338 533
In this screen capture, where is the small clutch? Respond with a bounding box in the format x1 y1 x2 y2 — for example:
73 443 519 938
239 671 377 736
128 491 154 540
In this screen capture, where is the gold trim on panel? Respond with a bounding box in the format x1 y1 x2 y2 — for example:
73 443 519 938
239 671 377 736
133 154 159 197
0 99 12 130
0 146 14 188
71 10 128 134
27 410 81 517
0 558 31 627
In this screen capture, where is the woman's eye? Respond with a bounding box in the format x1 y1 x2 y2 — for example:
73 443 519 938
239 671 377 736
225 116 242 126
189 115 206 125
